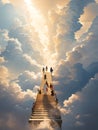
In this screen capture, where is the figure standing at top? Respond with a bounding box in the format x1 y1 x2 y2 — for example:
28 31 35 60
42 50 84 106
40 66 54 95
46 66 48 71
50 67 53 74
42 67 45 73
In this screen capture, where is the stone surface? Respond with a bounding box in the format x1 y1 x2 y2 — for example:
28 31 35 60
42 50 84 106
29 93 62 129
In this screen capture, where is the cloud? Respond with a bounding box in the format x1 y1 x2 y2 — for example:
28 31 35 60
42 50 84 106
0 67 37 101
23 54 41 68
1 36 40 75
31 0 70 16
60 73 98 130
0 1 18 29
29 118 61 130
63 94 79 107
51 0 94 60
8 19 45 64
82 2 98 20
66 49 82 64
34 120 54 130
68 17 98 66
54 15 98 103
0 56 5 63
0 0 44 65
8 82 37 101
2 0 94 64
75 2 98 40
2 0 25 11
17 70 40 91
50 13 98 130
0 0 98 130
0 65 37 130
7 0 70 14
86 62 98 76
54 62 90 102
0 29 9 51
96 0 98 3
0 65 9 86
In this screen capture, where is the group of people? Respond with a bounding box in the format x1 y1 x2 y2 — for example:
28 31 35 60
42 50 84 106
37 66 54 96
42 66 53 73
38 87 55 96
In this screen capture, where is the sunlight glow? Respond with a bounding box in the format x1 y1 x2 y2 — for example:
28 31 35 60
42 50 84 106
24 0 55 66
2 0 10 3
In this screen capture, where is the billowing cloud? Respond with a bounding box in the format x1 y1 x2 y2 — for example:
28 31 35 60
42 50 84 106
54 62 90 102
1 33 40 75
54 15 98 102
0 56 5 63
17 70 40 91
0 65 9 85
31 0 70 16
0 65 37 130
0 1 18 29
0 29 9 51
67 16 98 67
96 0 98 3
0 0 98 130
61 74 98 130
63 94 79 107
75 2 98 40
51 0 94 60
32 120 54 130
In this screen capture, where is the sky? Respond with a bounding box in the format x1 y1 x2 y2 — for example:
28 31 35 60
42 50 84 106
0 0 98 130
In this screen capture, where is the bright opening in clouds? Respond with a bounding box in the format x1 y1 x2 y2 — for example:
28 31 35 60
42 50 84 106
24 0 56 67
0 0 98 130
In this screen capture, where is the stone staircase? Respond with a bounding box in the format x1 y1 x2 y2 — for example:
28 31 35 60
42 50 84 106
29 94 62 128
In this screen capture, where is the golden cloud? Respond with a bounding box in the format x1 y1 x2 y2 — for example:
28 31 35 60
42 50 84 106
63 94 79 107
0 57 5 63
75 2 98 40
0 66 9 85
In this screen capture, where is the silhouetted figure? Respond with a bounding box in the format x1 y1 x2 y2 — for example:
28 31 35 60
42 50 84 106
46 66 48 71
42 67 45 73
38 88 41 94
46 81 49 87
50 84 53 90
46 87 48 92
44 74 46 79
50 67 53 73
32 102 35 112
51 90 54 96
